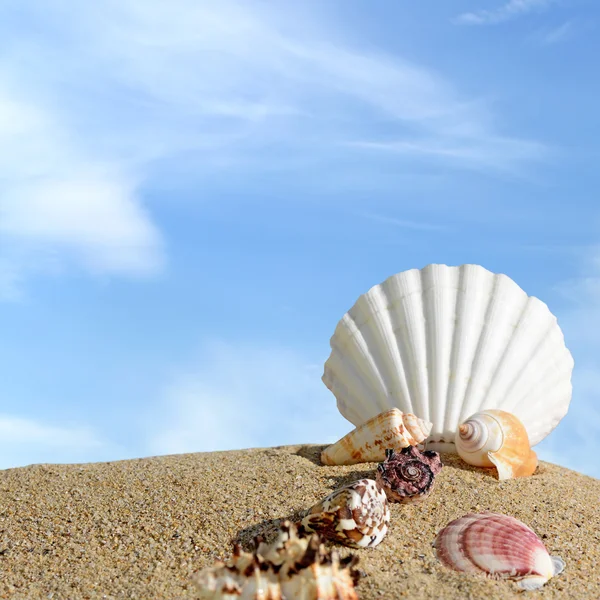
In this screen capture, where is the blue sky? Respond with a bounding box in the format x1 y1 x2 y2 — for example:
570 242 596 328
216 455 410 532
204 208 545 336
1 0 599 477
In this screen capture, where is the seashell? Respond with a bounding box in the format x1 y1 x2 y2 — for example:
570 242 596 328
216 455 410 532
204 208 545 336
433 512 565 590
301 479 390 548
321 408 432 466
322 264 574 453
192 520 361 599
375 446 442 503
456 409 538 479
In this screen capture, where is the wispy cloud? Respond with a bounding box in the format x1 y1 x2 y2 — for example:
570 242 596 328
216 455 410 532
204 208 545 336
531 20 575 45
145 340 351 456
455 0 555 26
357 212 447 232
0 415 108 470
0 0 549 297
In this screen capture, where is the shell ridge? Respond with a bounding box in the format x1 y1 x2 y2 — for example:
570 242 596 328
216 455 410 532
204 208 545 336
442 264 468 442
462 514 546 577
328 321 390 420
396 269 428 423
377 279 414 414
324 349 380 425
420 264 442 424
494 310 573 429
458 272 502 424
429 265 459 441
477 293 533 414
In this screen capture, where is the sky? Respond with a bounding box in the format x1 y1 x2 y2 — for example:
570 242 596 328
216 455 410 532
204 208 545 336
1 0 599 478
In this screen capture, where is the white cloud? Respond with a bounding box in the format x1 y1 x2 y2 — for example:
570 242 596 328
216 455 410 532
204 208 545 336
0 0 550 297
0 85 164 299
0 415 108 470
455 0 555 25
145 340 352 456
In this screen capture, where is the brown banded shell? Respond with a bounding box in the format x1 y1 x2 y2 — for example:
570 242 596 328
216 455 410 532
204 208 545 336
301 479 390 548
192 521 361 600
433 512 565 591
320 408 432 466
375 446 442 503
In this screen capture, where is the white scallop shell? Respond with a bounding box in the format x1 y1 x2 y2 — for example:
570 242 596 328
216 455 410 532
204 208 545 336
322 264 574 452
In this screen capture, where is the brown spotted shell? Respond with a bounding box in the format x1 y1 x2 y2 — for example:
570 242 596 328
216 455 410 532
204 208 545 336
192 521 361 599
375 446 442 504
301 479 390 548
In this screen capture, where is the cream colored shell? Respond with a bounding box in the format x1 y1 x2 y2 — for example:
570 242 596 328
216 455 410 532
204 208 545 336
322 264 574 452
455 409 538 479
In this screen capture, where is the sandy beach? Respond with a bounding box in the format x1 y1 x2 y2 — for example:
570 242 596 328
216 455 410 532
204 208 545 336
1 444 598 599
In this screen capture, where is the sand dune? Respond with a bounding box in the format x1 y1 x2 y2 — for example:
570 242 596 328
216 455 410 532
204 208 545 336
1 445 598 599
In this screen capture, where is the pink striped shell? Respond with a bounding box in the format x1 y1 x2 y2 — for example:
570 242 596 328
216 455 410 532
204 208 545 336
433 512 565 591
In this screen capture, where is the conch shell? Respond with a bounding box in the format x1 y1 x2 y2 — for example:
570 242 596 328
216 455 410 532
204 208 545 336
301 479 390 548
455 409 538 480
321 408 432 466
375 447 442 503
434 511 565 591
192 521 361 599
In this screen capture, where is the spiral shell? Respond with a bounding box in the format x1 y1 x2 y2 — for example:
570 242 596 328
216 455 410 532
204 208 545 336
433 512 565 590
321 408 432 466
192 521 361 599
455 409 538 480
375 446 442 503
301 479 390 548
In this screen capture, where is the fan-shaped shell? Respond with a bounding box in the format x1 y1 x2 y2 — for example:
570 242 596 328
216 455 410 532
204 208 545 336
193 521 361 599
433 512 565 590
301 479 390 548
321 408 432 466
322 264 574 452
456 409 538 479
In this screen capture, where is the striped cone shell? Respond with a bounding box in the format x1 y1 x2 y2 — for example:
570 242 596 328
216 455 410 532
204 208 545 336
321 408 432 466
301 479 390 549
433 512 565 590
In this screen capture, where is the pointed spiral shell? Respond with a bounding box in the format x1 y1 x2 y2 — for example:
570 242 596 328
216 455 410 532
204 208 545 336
434 512 565 590
321 408 432 466
375 446 442 503
455 409 538 480
301 479 390 548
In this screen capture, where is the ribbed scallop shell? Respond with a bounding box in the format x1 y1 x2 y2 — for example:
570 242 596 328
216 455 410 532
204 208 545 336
193 521 361 599
301 479 390 549
322 264 574 452
456 409 538 479
321 408 432 466
375 446 442 503
434 512 565 590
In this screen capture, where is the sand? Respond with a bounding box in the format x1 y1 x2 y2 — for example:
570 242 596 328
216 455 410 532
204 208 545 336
0 444 599 599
